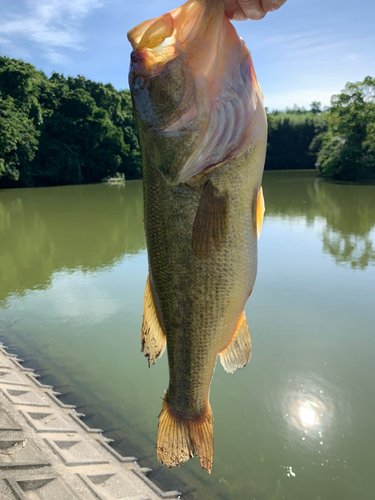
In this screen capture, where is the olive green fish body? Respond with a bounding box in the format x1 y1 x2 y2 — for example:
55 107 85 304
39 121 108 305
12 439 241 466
128 0 267 472
143 142 264 418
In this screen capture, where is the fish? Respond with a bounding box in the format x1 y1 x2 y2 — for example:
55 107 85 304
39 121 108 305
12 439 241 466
128 0 267 473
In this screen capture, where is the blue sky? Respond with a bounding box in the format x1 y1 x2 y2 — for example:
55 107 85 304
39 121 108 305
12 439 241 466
1 0 374 110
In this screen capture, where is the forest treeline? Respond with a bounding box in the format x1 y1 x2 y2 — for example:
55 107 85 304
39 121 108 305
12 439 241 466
267 76 375 182
0 56 140 188
0 55 374 188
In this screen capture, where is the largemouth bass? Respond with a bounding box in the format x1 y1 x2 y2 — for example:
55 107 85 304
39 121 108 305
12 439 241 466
128 0 267 473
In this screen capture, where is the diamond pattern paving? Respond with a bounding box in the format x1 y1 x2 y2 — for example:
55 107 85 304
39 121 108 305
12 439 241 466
0 344 181 500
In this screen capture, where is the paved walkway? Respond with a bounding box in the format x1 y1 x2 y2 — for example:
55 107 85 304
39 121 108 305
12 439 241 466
0 343 181 500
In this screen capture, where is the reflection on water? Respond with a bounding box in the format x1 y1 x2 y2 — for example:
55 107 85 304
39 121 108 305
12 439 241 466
322 230 375 269
1 173 375 500
264 171 375 269
1 173 374 307
281 377 337 437
0 182 146 304
298 399 323 428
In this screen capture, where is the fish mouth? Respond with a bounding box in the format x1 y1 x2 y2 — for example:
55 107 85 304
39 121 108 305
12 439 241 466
128 0 266 185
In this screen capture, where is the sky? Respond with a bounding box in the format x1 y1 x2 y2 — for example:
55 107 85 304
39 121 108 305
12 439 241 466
1 0 374 110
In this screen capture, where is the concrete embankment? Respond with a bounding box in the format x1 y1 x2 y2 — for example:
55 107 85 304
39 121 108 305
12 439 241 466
0 343 181 500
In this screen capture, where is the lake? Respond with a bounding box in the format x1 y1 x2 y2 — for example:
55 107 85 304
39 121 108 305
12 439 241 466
0 171 374 500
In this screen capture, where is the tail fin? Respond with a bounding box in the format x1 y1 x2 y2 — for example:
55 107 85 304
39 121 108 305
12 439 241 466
156 395 214 473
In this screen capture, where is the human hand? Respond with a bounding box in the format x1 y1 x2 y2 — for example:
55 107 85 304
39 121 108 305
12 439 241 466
224 0 287 21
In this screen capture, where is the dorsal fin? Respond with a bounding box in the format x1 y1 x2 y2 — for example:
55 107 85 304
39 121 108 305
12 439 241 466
141 275 166 367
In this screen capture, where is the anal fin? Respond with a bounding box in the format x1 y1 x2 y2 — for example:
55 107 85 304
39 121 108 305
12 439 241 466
141 275 166 367
219 311 251 374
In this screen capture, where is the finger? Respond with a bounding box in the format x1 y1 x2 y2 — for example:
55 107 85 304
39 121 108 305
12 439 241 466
261 0 287 13
225 0 287 21
238 0 267 20
224 0 246 21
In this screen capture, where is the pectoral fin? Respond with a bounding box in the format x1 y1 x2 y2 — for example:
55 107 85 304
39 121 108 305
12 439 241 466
141 275 166 367
256 186 265 239
192 180 229 259
219 312 251 374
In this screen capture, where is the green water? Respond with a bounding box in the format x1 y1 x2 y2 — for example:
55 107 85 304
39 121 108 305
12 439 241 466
0 172 374 500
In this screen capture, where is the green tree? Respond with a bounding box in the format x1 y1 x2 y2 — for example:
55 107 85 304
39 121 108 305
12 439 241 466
0 57 44 185
32 87 129 185
266 109 327 170
310 101 322 114
316 76 375 182
0 56 141 188
0 94 39 185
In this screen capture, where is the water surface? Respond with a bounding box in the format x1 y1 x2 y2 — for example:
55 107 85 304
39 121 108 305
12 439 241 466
0 172 374 499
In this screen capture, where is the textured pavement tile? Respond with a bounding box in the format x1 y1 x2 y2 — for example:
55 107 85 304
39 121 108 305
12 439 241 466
21 411 76 434
0 350 180 500
2 388 50 407
16 477 82 500
79 472 151 500
0 371 30 387
131 469 181 500
45 437 110 466
0 357 14 369
0 479 21 500
0 439 50 469
0 410 23 432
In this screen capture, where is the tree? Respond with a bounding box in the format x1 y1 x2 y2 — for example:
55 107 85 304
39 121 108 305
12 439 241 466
0 94 39 185
310 101 322 114
266 109 327 170
316 76 375 182
0 56 142 187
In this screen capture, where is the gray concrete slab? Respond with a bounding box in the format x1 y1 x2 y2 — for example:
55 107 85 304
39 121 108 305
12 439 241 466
2 387 51 407
21 410 77 434
0 345 181 500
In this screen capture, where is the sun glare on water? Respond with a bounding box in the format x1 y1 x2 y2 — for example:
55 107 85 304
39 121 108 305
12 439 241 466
298 399 321 428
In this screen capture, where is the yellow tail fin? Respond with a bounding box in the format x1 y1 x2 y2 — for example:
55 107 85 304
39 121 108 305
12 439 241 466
156 396 214 473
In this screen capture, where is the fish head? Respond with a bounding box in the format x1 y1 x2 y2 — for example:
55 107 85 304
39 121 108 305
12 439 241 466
128 0 267 184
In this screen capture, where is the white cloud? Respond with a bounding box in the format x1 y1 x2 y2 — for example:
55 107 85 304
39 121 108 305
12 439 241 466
20 269 119 320
252 30 375 59
246 25 375 109
1 0 105 63
47 271 119 319
264 89 334 111
45 51 70 65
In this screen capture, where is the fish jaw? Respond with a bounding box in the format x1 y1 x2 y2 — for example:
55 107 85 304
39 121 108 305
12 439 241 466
128 0 266 185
